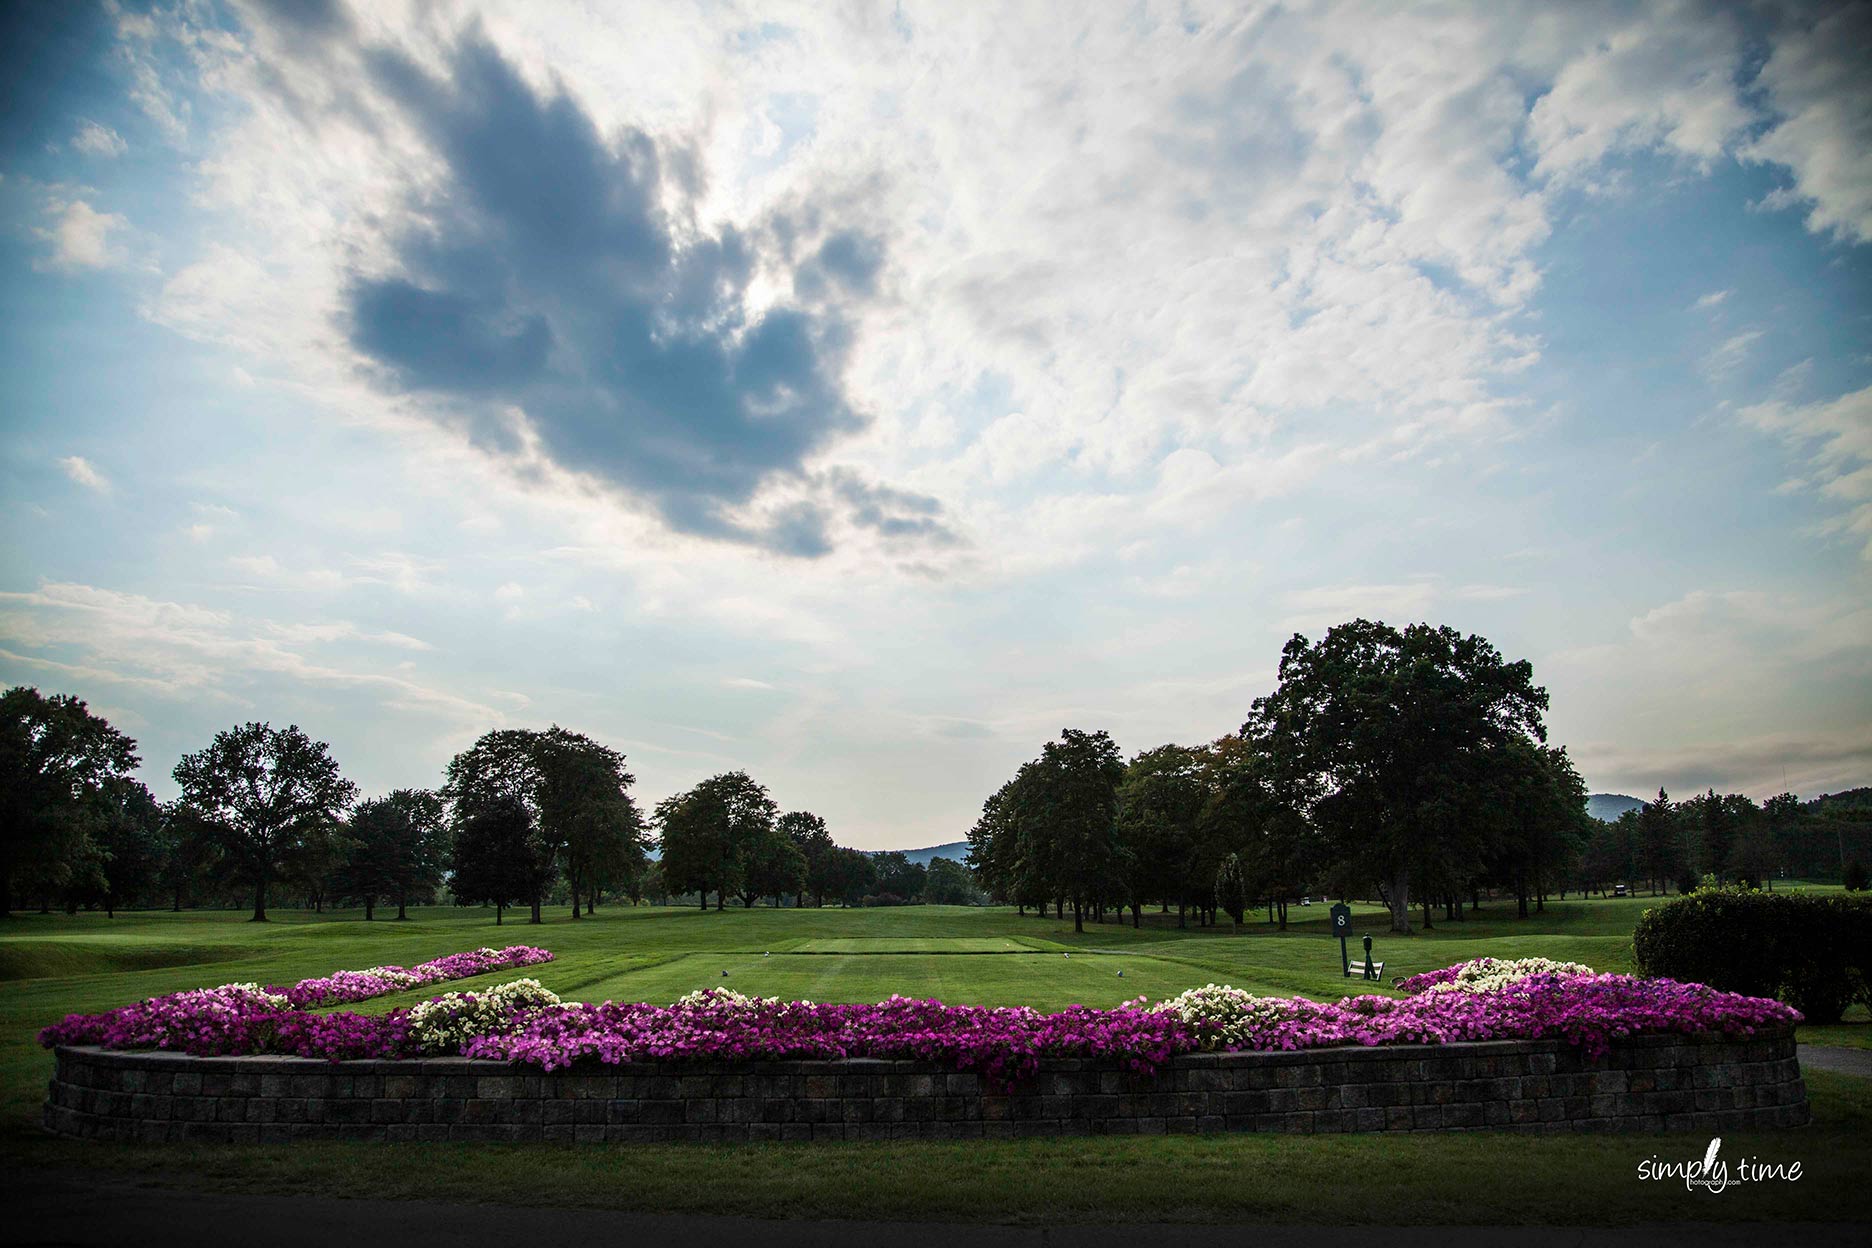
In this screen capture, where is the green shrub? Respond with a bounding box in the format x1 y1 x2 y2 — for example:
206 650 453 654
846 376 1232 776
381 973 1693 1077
1847 860 1869 892
1632 888 1872 1024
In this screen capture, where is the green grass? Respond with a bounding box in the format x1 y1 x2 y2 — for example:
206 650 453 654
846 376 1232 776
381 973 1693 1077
3 894 1865 1224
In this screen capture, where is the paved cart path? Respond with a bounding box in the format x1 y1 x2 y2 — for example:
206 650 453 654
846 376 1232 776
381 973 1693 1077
1798 1044 1872 1077
3 1171 1865 1248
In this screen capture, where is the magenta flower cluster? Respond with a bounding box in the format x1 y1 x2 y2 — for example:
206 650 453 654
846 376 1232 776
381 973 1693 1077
1170 973 1801 1060
280 945 553 1007
36 945 551 1057
462 993 1190 1088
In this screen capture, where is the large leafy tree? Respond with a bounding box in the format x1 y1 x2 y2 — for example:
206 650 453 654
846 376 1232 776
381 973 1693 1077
741 822 807 907
655 771 776 910
84 777 163 917
1246 620 1548 934
1485 739 1589 918
1199 732 1315 931
449 795 535 924
1116 744 1207 927
1024 728 1126 933
171 722 357 922
779 811 835 906
341 789 449 920
0 687 141 915
444 726 641 922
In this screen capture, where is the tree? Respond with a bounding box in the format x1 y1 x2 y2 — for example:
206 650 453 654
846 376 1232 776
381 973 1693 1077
450 796 534 924
870 850 926 903
0 687 141 915
1638 788 1680 895
924 857 984 905
1116 744 1207 928
341 790 448 920
1487 740 1589 917
655 771 776 910
1023 729 1126 933
822 846 877 906
532 728 641 919
741 822 807 907
154 802 221 912
780 811 835 905
85 777 163 917
1246 620 1548 934
1200 733 1315 931
1215 852 1249 928
444 727 639 923
172 722 357 922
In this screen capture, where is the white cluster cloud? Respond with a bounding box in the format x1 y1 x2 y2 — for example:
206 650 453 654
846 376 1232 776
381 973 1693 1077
1742 2 1872 243
34 198 131 272
58 455 111 492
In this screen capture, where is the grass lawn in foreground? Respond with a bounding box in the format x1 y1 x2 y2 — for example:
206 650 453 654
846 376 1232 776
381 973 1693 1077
3 894 1864 1224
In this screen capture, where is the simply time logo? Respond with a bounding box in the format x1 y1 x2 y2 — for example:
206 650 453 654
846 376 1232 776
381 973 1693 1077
1637 1137 1805 1193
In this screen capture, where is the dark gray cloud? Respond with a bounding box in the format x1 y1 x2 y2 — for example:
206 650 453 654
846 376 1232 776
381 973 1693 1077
344 34 928 554
825 469 959 545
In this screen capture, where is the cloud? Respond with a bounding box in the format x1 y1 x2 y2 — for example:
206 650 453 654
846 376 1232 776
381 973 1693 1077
1277 579 1522 634
0 581 496 723
1575 727 1872 802
1692 289 1731 310
1701 329 1764 381
1737 385 1872 557
35 198 130 271
1527 1 1750 180
1742 2 1872 244
71 120 127 157
340 35 903 556
58 455 110 492
723 676 777 691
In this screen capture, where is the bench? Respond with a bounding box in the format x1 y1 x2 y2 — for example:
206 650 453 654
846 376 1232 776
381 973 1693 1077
1345 960 1384 980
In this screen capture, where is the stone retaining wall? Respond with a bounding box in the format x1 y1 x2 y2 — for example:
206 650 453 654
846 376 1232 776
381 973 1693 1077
44 1027 1808 1144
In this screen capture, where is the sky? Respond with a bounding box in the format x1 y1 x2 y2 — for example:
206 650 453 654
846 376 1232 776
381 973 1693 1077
1 0 1869 849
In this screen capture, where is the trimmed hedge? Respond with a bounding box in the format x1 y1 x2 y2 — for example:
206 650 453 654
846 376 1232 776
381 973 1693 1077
1633 888 1872 1024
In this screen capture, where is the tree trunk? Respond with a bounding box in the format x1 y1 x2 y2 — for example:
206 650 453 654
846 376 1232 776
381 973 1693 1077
1132 903 1140 929
496 901 504 925
570 876 581 919
587 893 595 914
1177 901 1186 929
252 870 269 922
364 897 374 921
1072 896 1083 933
1387 865 1411 934
397 889 409 921
530 893 542 924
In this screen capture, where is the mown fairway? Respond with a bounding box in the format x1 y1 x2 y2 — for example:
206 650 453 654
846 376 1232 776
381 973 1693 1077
5 896 1868 1225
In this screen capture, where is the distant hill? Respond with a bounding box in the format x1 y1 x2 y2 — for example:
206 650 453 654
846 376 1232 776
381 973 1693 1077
1587 793 1645 822
882 841 970 866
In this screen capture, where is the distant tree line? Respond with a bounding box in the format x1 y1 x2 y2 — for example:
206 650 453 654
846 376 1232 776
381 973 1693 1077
0 686 984 921
4 618 1863 926
1581 786 1872 899
967 619 1866 936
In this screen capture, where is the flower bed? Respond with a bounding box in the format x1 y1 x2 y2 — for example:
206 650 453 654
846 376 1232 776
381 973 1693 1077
39 956 1800 1086
281 946 554 1007
37 946 552 1056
